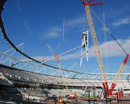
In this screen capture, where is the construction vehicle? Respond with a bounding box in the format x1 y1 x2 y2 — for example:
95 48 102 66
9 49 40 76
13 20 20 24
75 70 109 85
81 0 129 98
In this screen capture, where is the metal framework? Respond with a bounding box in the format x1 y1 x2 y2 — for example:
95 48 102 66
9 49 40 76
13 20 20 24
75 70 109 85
81 0 108 93
0 0 129 90
0 50 129 80
81 0 130 96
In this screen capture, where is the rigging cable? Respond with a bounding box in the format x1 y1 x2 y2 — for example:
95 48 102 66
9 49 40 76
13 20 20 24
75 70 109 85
57 0 70 49
63 19 70 48
102 2 108 73
62 0 70 48
90 7 128 55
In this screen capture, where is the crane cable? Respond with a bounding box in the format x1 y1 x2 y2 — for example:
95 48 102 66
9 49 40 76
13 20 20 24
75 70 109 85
57 0 70 49
109 33 127 55
63 19 70 48
102 2 109 73
90 7 128 55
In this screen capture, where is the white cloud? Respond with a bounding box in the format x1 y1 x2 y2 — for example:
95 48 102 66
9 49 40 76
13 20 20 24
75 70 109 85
90 39 130 57
33 38 130 63
59 53 80 60
111 17 130 26
52 27 62 32
99 27 109 32
51 39 130 60
122 39 130 53
84 39 130 58
44 14 86 39
45 27 62 39
45 32 59 38
97 39 124 57
65 14 86 28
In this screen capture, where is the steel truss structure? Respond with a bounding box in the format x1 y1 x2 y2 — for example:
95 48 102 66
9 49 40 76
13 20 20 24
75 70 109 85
0 0 129 82
0 49 130 80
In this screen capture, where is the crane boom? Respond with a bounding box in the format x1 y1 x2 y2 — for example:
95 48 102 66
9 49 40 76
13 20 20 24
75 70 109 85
109 54 129 95
81 0 129 97
113 54 129 84
44 41 70 95
81 0 109 94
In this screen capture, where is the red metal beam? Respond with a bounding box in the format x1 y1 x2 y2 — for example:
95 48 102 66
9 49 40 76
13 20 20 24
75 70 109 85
108 54 129 95
81 0 103 6
102 82 109 95
123 54 129 64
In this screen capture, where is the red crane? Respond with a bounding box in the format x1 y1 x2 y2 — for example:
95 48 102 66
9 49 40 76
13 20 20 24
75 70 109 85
81 0 109 95
44 41 76 98
81 0 129 97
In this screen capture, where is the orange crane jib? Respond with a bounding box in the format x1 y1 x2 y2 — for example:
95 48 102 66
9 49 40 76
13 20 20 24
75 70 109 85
81 0 103 6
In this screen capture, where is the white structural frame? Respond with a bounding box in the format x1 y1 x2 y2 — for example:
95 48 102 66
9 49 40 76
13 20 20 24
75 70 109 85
0 49 129 80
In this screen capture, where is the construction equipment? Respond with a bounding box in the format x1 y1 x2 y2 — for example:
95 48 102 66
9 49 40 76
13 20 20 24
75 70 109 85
108 54 129 96
80 30 89 67
83 86 88 96
81 0 129 97
81 0 109 95
108 33 129 96
44 41 76 98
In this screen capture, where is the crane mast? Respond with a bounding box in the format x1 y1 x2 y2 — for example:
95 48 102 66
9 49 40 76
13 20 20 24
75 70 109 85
81 0 130 97
81 0 109 94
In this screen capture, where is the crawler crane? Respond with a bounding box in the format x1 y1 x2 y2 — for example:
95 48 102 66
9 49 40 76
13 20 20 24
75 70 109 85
81 0 129 97
81 0 108 95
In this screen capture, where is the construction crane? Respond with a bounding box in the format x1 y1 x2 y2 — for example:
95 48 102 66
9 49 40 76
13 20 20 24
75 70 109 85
81 0 109 95
108 54 129 96
81 0 130 97
108 33 129 96
44 41 76 98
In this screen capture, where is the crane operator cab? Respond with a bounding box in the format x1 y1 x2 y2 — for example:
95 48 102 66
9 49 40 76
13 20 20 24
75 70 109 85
81 30 88 47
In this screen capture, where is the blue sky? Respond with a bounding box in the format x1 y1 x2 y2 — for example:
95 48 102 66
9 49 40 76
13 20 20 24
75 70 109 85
0 0 130 74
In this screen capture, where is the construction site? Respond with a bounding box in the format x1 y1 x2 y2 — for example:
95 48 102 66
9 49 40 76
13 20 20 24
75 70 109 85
0 0 130 104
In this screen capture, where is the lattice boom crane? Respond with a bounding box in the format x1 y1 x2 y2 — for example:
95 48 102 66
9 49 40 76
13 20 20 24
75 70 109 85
108 54 129 95
81 0 109 95
81 0 130 97
44 41 70 95
44 41 77 98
